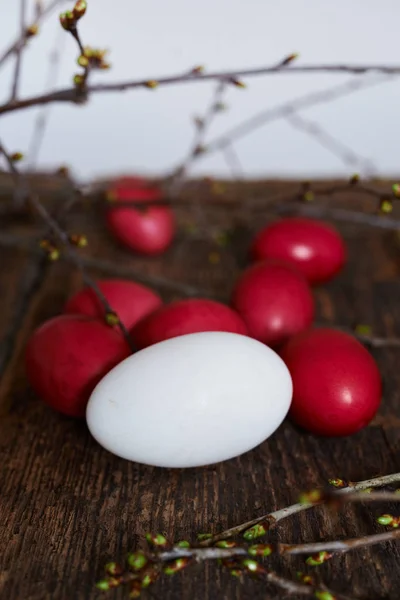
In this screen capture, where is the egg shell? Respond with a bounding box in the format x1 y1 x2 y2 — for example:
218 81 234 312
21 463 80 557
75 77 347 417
280 327 382 436
251 217 346 285
231 259 314 347
25 315 131 418
64 279 162 330
131 298 248 349
106 176 175 256
86 331 293 468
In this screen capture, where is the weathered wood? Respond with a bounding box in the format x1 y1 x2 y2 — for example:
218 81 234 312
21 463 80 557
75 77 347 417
0 180 399 600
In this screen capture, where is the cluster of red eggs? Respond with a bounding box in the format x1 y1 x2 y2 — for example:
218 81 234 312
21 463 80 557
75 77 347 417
25 177 381 439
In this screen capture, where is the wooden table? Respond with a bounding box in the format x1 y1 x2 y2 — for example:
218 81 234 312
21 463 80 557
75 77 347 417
0 177 399 599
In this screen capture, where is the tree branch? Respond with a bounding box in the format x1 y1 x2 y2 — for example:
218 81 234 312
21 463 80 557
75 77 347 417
197 74 395 161
27 28 66 168
199 472 400 546
280 529 400 556
10 0 28 102
0 64 399 117
0 141 136 351
285 110 377 177
0 0 66 71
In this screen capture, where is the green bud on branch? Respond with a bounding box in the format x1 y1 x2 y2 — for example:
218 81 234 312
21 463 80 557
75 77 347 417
26 24 39 37
298 489 323 505
354 324 372 336
241 558 265 574
379 198 393 214
392 183 400 198
176 540 190 548
73 0 87 19
328 478 348 488
95 576 120 590
377 514 400 528
127 552 148 571
145 533 168 547
280 52 299 66
243 522 268 540
296 571 314 585
10 152 24 162
314 591 336 600
306 551 333 566
196 533 212 541
349 173 360 185
69 234 88 247
59 10 75 31
228 77 246 89
163 557 191 575
144 80 158 89
96 579 112 591
248 543 273 557
128 581 142 598
105 311 120 326
215 540 237 549
104 562 122 576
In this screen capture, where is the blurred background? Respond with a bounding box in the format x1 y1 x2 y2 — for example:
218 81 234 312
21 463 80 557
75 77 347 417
0 0 399 181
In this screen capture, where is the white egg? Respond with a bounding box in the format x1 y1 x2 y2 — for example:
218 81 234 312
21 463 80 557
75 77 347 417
86 331 292 468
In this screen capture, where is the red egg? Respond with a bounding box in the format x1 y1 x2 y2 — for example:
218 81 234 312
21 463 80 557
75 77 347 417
64 279 162 331
280 327 382 436
131 298 248 349
251 217 346 285
25 315 131 418
106 176 175 255
231 260 314 347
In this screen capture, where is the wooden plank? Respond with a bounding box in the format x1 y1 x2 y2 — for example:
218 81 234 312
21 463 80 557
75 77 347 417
0 181 399 600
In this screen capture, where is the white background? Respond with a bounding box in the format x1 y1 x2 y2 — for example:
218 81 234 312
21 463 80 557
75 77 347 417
0 0 399 181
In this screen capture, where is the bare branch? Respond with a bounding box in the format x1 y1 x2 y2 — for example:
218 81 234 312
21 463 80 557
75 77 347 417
286 110 377 177
27 28 66 168
10 0 28 102
201 74 395 160
276 203 400 230
0 0 66 70
168 81 227 192
280 529 400 556
200 472 400 546
0 64 398 117
0 140 136 351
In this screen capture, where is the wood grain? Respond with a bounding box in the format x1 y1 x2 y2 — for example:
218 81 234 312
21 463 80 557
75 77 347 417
0 179 399 600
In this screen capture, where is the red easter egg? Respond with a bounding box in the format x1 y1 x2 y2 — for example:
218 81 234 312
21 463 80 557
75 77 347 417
131 298 248 349
106 176 175 255
231 260 314 347
25 315 131 418
251 217 346 284
64 279 162 331
280 327 382 436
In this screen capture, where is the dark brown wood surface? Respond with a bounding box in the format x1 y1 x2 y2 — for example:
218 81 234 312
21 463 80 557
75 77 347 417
0 177 399 600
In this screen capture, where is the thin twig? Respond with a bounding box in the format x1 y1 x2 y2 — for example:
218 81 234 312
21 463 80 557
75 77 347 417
27 27 66 168
280 529 400 556
0 0 66 70
0 64 399 117
196 74 396 161
10 0 28 102
70 179 386 209
221 143 246 179
166 81 227 231
79 255 214 297
0 141 136 352
0 229 206 298
154 529 400 562
286 110 377 177
276 203 400 230
199 472 400 546
168 81 227 192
